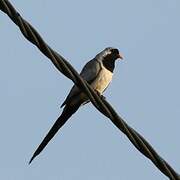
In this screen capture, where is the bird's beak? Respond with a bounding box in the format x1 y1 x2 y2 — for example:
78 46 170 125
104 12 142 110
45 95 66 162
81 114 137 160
118 53 123 60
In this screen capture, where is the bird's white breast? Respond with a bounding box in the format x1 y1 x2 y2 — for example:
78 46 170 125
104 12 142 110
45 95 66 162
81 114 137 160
91 66 113 94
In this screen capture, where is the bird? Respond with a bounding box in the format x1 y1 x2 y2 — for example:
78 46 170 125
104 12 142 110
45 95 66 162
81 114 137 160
29 47 123 164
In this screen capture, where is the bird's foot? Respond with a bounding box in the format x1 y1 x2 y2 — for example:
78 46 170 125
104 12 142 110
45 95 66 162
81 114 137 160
95 90 106 100
101 95 106 100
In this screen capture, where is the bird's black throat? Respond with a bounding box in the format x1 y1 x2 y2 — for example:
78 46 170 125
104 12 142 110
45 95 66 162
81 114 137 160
102 57 116 72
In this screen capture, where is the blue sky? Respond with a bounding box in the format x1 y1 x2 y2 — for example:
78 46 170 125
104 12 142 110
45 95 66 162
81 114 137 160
0 0 180 179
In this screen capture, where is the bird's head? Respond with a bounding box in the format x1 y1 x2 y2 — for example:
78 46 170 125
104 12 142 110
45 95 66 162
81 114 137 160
95 47 123 72
96 47 123 61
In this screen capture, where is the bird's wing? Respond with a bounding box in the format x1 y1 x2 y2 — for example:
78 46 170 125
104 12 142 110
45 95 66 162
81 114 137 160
80 59 101 82
61 59 101 107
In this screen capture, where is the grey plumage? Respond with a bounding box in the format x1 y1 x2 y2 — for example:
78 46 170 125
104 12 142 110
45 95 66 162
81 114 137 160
61 59 101 107
29 47 123 164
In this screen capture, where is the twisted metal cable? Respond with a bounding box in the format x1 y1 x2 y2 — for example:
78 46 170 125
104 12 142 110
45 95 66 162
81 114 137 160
0 0 179 179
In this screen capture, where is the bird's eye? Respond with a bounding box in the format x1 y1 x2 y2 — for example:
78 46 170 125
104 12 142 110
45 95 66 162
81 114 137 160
111 49 119 55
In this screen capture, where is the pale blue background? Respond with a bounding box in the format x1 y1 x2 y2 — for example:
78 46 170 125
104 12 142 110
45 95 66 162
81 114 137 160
0 0 180 179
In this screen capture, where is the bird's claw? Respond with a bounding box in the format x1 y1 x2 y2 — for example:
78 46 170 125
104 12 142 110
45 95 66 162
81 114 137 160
100 95 106 100
95 90 106 100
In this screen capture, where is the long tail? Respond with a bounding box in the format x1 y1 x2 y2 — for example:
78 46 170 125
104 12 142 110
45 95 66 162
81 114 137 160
29 103 80 164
